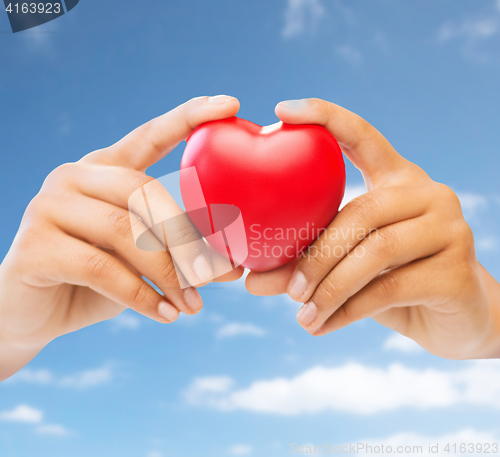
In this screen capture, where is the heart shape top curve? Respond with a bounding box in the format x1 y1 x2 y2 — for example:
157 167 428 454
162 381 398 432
180 117 345 272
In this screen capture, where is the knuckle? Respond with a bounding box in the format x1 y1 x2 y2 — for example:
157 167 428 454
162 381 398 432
170 220 202 247
183 98 204 130
371 226 401 257
26 191 67 221
451 221 476 259
342 194 374 221
131 281 154 306
47 162 76 181
10 222 54 269
303 243 334 272
455 221 475 245
372 272 399 300
309 98 328 113
85 253 115 279
339 302 355 324
79 148 109 164
310 99 339 126
141 179 167 204
159 258 180 285
316 274 340 303
341 190 394 225
107 208 133 239
434 183 462 210
435 183 458 201
129 173 156 193
25 194 49 218
136 119 163 156
41 162 77 191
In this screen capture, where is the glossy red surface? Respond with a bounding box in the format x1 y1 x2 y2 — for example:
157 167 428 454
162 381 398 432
180 117 346 271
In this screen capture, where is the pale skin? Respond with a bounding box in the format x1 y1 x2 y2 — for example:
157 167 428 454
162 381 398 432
1 97 499 382
0 95 244 381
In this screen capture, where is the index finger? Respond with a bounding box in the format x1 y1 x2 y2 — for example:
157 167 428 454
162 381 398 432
275 98 411 187
85 95 240 171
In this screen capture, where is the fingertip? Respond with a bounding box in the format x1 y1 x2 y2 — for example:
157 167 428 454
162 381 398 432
207 94 240 107
182 287 204 314
275 99 311 123
157 300 180 323
185 95 240 128
224 96 241 116
206 95 240 116
212 266 245 283
244 271 259 296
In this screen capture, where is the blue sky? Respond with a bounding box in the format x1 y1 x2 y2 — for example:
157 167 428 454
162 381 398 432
1 1 500 456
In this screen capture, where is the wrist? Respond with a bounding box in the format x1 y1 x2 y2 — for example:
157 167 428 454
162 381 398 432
0 264 52 381
473 265 500 359
0 335 47 382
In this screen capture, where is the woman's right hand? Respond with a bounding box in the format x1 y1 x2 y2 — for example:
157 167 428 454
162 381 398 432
0 95 244 380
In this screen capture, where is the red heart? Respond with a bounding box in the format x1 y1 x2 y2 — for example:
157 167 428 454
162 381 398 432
180 117 345 272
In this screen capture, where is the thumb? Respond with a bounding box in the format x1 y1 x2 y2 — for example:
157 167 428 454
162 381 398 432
275 98 413 189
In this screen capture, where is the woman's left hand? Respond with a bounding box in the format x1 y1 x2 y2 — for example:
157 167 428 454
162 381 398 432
246 98 500 360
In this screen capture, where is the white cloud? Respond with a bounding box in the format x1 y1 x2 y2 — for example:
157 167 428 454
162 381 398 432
18 21 58 57
383 333 424 354
340 184 366 209
282 0 325 38
0 405 43 424
438 18 498 43
228 444 253 456
59 366 113 389
0 405 70 436
437 3 500 61
111 312 142 331
216 322 266 339
6 365 113 389
456 192 488 221
146 451 163 457
184 376 235 406
35 423 70 437
476 236 499 252
336 44 363 65
184 360 500 416
4 368 54 385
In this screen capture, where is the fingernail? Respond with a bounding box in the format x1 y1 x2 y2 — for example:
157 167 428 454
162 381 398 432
193 254 213 284
297 301 317 326
208 95 235 105
184 287 203 312
288 271 308 300
278 99 309 110
158 301 178 323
